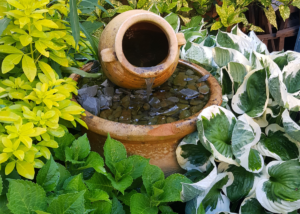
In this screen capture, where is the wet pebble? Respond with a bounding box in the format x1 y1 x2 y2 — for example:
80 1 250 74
121 95 130 108
179 110 191 119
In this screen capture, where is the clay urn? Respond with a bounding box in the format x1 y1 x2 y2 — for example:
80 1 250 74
99 10 186 89
71 60 222 175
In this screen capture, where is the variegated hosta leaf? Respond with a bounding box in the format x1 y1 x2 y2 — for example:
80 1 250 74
253 104 281 127
220 66 234 98
176 132 212 172
182 43 217 72
239 194 269 214
231 114 263 173
181 27 207 43
227 62 251 92
248 31 269 55
218 163 255 202
256 160 300 213
200 35 216 48
282 61 300 111
216 30 252 59
183 161 231 214
213 47 251 68
197 106 238 165
254 124 300 161
282 109 300 142
164 13 180 33
253 52 288 109
232 68 269 118
271 50 300 70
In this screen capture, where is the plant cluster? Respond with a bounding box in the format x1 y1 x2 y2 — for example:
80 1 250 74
0 0 90 179
163 15 300 213
0 132 191 214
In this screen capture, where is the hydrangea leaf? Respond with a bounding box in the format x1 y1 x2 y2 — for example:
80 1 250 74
36 156 59 192
232 68 269 118
130 193 158 214
231 114 263 173
256 160 300 213
282 109 300 142
197 106 238 165
176 132 212 172
254 124 300 161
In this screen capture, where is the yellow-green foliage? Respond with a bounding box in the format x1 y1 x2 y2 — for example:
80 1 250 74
0 0 88 180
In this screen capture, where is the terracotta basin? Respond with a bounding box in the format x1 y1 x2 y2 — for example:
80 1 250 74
99 10 186 89
71 60 222 175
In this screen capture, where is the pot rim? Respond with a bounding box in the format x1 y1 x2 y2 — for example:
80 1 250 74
114 10 178 78
71 59 222 142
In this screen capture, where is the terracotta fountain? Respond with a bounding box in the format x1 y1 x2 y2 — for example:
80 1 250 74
70 10 222 175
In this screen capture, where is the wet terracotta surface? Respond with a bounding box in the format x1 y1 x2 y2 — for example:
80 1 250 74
99 10 186 89
71 60 222 175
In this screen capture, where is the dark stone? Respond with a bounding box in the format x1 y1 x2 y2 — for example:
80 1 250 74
81 97 101 116
78 85 98 97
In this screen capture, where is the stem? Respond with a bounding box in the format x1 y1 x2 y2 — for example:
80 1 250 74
35 54 42 63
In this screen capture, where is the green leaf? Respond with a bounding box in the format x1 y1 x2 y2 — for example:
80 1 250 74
0 176 2 195
7 180 47 214
164 13 180 33
142 164 164 196
107 173 133 195
118 190 137 206
0 45 23 54
104 134 127 174
137 0 147 8
159 174 192 202
130 193 158 214
89 201 112 213
85 173 114 195
232 69 268 118
111 197 125 214
0 18 11 37
2 54 23 74
126 155 149 179
282 110 300 142
71 134 91 161
273 55 288 70
36 156 59 192
264 6 277 29
86 189 110 202
181 16 202 30
81 21 104 35
240 196 269 214
225 165 254 202
78 151 106 174
49 53 68 67
216 31 240 51
213 47 231 67
63 174 87 192
54 133 75 161
279 5 290 22
69 0 80 48
61 67 101 78
47 191 86 214
79 22 99 61
56 163 71 191
0 195 12 214
22 55 37 82
116 5 133 13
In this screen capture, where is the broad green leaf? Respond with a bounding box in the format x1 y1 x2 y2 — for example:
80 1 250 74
240 195 269 214
142 164 164 196
181 16 203 30
197 106 238 165
231 114 263 173
211 21 223 31
53 132 75 161
111 196 125 214
279 5 290 21
220 67 234 97
116 5 133 13
130 193 158 214
159 174 191 202
232 69 268 118
176 132 212 171
213 47 250 68
56 163 71 191
104 134 127 174
88 201 112 213
216 31 240 52
70 134 90 161
256 160 300 213
78 151 106 174
36 156 59 192
282 109 300 142
126 155 149 179
107 173 133 195
0 45 23 54
0 18 11 37
47 191 85 214
86 189 110 202
228 62 250 92
22 55 36 82
273 54 288 70
2 54 23 74
255 124 299 161
61 67 101 78
85 172 113 195
69 0 80 48
118 190 137 206
7 180 47 214
63 174 87 192
164 13 180 33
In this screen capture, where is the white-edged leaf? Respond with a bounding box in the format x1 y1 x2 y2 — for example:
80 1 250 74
282 109 300 142
248 31 269 55
164 13 180 33
213 47 251 68
239 194 269 214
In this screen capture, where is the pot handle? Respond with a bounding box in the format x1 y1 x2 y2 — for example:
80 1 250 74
176 33 186 46
101 48 117 62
